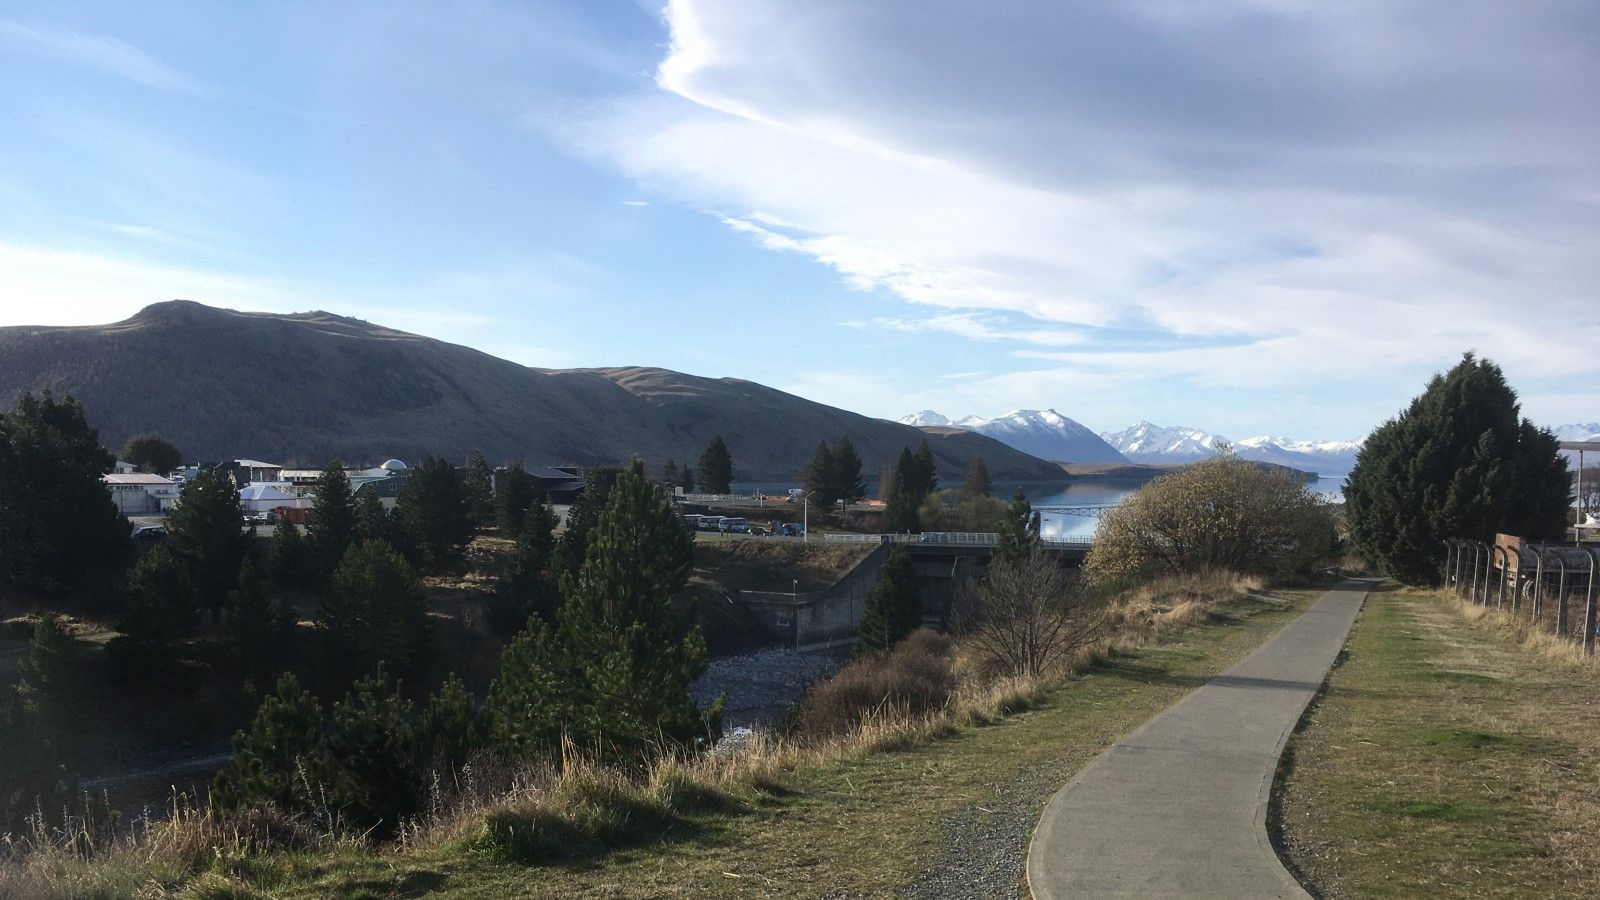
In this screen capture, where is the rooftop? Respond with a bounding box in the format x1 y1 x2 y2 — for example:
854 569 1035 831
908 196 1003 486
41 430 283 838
103 473 175 486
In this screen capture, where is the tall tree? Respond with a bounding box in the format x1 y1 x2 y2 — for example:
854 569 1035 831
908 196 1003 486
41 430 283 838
268 514 313 590
909 440 939 498
558 459 715 759
830 436 868 508
854 547 921 656
802 440 836 506
677 461 695 493
488 497 560 637
306 463 358 581
227 557 295 682
395 456 472 573
121 433 181 474
462 451 495 529
662 459 679 489
354 488 391 545
883 448 923 533
1346 353 1570 584
495 464 537 534
996 487 1041 566
113 543 196 672
698 435 734 494
553 466 622 576
320 540 433 679
0 392 130 591
164 467 249 620
961 456 993 499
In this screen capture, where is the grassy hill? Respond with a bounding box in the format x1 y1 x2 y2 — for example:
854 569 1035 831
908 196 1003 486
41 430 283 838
0 301 1067 482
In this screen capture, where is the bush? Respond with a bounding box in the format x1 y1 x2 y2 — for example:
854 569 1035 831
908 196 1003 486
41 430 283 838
1084 454 1336 585
794 629 956 738
954 548 1108 678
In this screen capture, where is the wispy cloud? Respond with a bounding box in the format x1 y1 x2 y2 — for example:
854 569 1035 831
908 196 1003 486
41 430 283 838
0 17 203 94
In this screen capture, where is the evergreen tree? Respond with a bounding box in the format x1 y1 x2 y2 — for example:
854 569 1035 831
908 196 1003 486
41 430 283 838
486 617 579 760
802 440 836 505
321 540 433 679
677 461 695 493
121 433 182 474
306 463 358 581
553 466 622 576
395 456 472 573
697 436 734 493
909 440 939 498
0 392 130 592
227 557 295 681
853 547 921 656
488 497 560 637
13 613 84 766
831 435 868 507
415 672 480 775
463 451 495 529
113 543 196 672
494 464 537 534
1346 353 1570 584
996 487 1041 566
662 459 679 488
325 665 418 836
883 448 923 533
165 467 248 620
269 515 313 590
212 672 325 815
354 488 391 545
558 459 716 759
961 456 993 498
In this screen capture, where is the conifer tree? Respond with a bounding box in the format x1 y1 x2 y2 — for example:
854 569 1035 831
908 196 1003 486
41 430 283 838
1346 353 1570 584
321 540 433 679
354 488 390 545
463 451 495 529
14 613 84 765
910 440 939 498
553 466 622 576
485 617 580 760
122 433 181 474
802 440 836 505
489 497 560 637
996 487 1041 566
677 461 695 493
662 458 679 488
165 467 248 620
227 557 294 680
306 463 358 581
697 436 734 493
0 392 130 591
269 514 313 589
415 672 480 775
396 456 472 573
831 435 868 507
854 547 921 656
495 464 537 534
212 672 325 815
326 665 418 836
962 456 993 498
884 448 923 533
113 543 196 672
557 459 715 759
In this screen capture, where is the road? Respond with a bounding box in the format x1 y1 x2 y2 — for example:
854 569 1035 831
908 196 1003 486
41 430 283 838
1026 581 1370 899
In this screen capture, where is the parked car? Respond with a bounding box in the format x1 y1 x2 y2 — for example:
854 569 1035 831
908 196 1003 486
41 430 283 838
719 517 750 534
748 525 770 536
131 525 167 542
786 488 805 503
780 523 806 537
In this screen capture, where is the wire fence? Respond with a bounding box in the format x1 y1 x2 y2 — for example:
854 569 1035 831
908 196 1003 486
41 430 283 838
1443 538 1600 656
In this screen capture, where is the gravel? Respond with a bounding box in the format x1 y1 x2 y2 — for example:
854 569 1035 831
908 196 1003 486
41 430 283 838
691 645 850 730
900 762 1066 900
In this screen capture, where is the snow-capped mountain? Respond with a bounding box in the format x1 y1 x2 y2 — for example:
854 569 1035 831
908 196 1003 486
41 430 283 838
899 409 1128 464
1554 423 1600 443
1102 422 1362 473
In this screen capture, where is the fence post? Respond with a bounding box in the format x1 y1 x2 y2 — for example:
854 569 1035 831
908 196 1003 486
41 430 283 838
1495 545 1510 610
1532 545 1546 627
1474 543 1488 604
1584 548 1598 657
1555 550 1569 637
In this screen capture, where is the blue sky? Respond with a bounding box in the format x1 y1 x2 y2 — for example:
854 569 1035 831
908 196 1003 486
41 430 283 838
2 1 1597 441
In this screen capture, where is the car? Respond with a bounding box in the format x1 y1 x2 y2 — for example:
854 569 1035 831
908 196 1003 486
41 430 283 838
131 525 167 542
780 523 806 537
786 488 804 503
748 525 770 536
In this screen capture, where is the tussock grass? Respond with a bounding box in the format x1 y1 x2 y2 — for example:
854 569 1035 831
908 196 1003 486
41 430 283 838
1452 594 1600 671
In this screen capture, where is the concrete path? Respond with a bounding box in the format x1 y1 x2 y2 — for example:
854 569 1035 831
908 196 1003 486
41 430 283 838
1027 582 1370 899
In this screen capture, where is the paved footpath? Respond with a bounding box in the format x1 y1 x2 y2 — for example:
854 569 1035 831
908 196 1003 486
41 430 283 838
1027 582 1370 899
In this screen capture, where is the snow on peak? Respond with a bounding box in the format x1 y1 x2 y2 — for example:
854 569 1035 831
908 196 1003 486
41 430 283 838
898 410 951 427
899 408 1127 463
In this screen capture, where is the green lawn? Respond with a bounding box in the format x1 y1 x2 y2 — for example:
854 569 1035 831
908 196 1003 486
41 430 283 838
1276 586 1600 898
250 590 1317 899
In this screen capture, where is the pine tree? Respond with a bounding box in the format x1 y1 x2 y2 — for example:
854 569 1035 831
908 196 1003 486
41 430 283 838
212 672 325 815
961 456 993 498
677 462 695 493
113 543 196 672
697 436 734 494
14 613 84 765
1346 353 1570 584
485 617 580 760
802 440 836 505
495 464 537 534
854 547 921 656
910 440 939 498
557 459 715 759
227 557 294 681
830 436 868 507
415 672 480 775
122 433 181 474
0 392 130 591
996 487 1040 566
884 448 923 533
552 466 622 576
325 665 418 836
489 497 560 637
321 540 433 679
396 456 472 573
306 463 358 581
662 459 679 488
463 451 495 529
269 515 313 590
165 467 248 620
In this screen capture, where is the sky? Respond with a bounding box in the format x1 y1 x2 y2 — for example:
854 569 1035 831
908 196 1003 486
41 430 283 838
2 0 1597 441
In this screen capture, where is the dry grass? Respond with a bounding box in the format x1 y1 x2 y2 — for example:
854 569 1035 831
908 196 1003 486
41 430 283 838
1106 570 1267 647
1452 595 1600 671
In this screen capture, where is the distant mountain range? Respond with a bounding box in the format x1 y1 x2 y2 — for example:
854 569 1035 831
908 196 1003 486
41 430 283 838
1098 422 1363 473
0 301 1067 483
1554 423 1600 443
899 409 1128 464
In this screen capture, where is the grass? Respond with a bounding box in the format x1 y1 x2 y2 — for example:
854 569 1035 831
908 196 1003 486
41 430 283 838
235 583 1313 898
1275 586 1600 898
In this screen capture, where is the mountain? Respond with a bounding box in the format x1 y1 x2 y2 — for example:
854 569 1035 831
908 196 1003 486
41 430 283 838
1554 423 1600 443
899 409 1128 464
0 301 1067 483
1103 422 1362 473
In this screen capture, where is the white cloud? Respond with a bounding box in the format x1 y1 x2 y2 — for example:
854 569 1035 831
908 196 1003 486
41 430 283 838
0 17 202 94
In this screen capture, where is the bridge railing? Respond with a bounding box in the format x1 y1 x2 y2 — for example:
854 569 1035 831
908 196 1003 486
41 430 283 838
822 532 1093 548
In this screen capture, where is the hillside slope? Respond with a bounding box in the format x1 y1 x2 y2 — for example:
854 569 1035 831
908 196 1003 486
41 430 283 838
0 301 1066 483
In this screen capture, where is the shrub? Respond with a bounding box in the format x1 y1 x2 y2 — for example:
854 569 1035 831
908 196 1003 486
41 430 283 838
954 548 1108 678
794 629 956 738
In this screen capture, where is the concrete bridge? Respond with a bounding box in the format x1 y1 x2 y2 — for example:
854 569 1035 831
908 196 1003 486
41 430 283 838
740 531 1095 650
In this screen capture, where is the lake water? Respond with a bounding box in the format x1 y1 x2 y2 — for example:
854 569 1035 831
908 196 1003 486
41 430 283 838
734 472 1350 541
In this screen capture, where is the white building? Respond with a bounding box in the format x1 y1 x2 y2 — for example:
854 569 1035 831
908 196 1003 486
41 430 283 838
239 482 308 513
103 473 179 515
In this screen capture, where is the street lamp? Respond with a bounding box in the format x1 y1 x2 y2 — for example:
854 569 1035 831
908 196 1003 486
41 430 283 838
803 490 815 543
